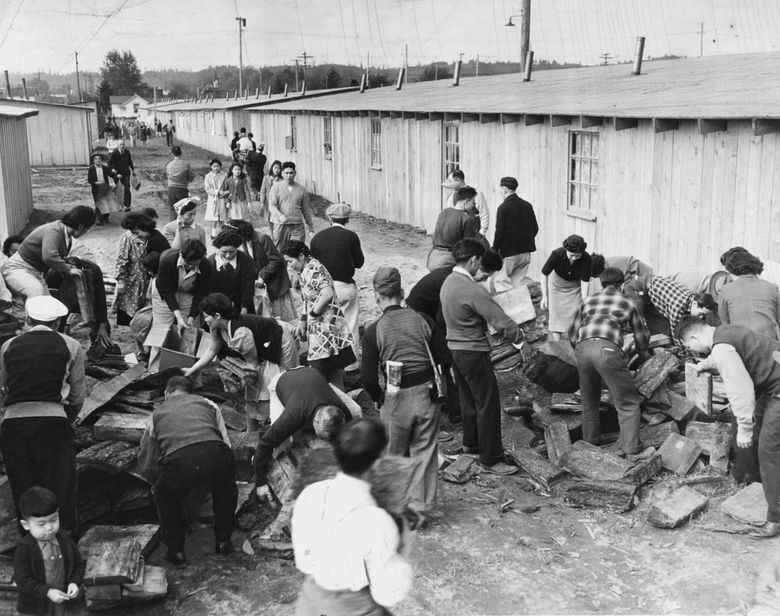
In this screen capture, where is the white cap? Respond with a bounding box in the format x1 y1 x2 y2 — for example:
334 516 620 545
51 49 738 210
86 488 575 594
25 296 68 321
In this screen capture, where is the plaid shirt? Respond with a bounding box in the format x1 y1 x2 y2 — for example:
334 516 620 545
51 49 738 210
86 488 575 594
570 287 649 350
647 275 693 342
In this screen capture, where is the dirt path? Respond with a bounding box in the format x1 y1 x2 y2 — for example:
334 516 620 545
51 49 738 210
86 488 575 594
28 140 773 616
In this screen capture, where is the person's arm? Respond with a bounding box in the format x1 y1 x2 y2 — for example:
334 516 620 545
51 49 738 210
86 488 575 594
528 202 539 237
268 184 283 220
718 294 730 325
419 312 451 370
127 151 134 173
256 234 283 281
137 417 162 483
184 333 221 377
491 205 504 251
189 259 212 318
629 305 650 353
204 174 218 197
580 280 590 301
186 164 194 183
87 167 96 187
114 233 133 282
351 234 365 269
162 221 176 245
360 322 382 402
206 398 231 446
569 305 582 347
64 343 86 418
155 256 181 313
239 257 255 313
363 512 413 608
254 408 301 487
301 189 314 233
42 227 72 275
540 251 557 310
259 177 269 206
476 192 489 236
473 285 523 343
704 344 756 446
13 542 51 600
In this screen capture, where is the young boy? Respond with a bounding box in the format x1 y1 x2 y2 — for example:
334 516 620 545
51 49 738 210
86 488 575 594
13 487 84 615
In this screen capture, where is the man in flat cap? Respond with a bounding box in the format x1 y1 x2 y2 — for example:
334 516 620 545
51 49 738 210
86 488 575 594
268 161 315 248
361 267 450 519
491 176 538 293
311 202 365 370
0 296 85 534
443 169 491 240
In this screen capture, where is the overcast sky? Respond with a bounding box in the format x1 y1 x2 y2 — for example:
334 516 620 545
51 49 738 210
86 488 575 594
2 0 779 76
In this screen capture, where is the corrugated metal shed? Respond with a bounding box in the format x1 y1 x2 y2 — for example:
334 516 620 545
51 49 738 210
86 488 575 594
0 105 38 238
251 52 780 120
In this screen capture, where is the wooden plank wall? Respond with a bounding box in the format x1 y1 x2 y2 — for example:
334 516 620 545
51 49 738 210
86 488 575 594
0 117 34 237
23 106 91 166
172 110 233 158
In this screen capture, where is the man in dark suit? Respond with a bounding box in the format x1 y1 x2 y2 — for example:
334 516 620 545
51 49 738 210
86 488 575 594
107 140 135 212
310 203 365 370
491 176 538 293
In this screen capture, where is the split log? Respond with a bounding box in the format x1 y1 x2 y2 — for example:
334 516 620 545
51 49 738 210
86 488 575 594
84 584 122 603
721 482 767 526
111 394 154 409
685 363 713 414
645 385 672 411
509 448 566 490
76 441 139 474
544 420 572 466
685 421 732 465
550 393 580 412
657 433 703 476
647 486 708 528
635 351 680 399
80 525 159 563
0 518 20 552
564 480 637 513
74 363 147 426
492 284 536 325
639 420 680 448
662 391 698 422
622 455 663 486
122 564 167 601
108 402 153 416
82 536 142 586
557 440 632 481
0 476 15 526
93 413 148 443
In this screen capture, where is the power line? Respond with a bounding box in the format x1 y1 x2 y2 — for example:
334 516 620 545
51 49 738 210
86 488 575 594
0 0 24 53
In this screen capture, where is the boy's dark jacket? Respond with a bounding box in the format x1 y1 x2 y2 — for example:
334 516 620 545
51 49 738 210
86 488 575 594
13 531 85 615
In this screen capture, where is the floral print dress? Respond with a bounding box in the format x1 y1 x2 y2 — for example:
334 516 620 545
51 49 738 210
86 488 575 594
114 230 149 326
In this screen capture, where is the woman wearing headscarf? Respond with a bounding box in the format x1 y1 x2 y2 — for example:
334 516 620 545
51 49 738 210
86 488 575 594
162 198 207 249
259 160 283 234
540 234 592 341
280 239 355 389
204 159 229 239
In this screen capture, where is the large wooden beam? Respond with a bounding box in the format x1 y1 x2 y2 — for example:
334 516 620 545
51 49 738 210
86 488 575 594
753 118 780 136
614 117 639 131
378 110 391 118
414 112 427 121
551 115 572 127
699 119 727 134
389 110 402 118
444 112 460 122
74 364 146 426
500 113 521 124
479 113 499 124
581 116 603 128
654 118 679 133
400 111 415 119
461 112 479 122
524 114 544 126
428 112 443 121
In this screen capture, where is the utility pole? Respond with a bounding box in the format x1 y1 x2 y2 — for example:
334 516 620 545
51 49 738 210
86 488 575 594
600 52 612 65
520 0 531 71
293 59 300 91
476 54 480 77
236 17 246 91
404 43 408 84
698 21 705 57
297 51 314 82
75 52 82 102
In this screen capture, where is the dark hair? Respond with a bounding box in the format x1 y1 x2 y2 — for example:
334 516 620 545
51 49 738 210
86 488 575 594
179 200 198 216
590 253 606 278
480 249 503 273
140 207 158 221
334 417 387 475
452 186 477 206
269 160 283 177
281 161 296 171
121 212 155 234
200 292 234 318
180 239 206 261
692 292 717 311
61 205 96 230
19 487 58 519
720 246 749 266
209 158 222 167
171 146 182 156
724 251 764 276
599 267 624 287
280 239 309 258
450 169 465 181
212 229 243 248
143 251 160 275
313 405 346 441
562 234 587 253
228 162 245 178
452 238 486 262
674 315 708 341
248 132 254 138
165 375 194 395
2 235 22 257
224 219 255 240
233 131 239 138
239 127 246 133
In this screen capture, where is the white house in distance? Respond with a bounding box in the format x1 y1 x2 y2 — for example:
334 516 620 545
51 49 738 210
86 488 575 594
109 94 149 120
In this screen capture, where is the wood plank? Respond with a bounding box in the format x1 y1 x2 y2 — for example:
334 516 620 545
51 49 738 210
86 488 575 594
79 525 159 562
557 440 632 481
657 433 703 476
639 420 680 448
93 413 148 443
721 482 766 526
82 536 142 586
663 391 698 422
544 420 572 466
123 564 167 601
684 421 731 456
685 363 713 414
622 454 663 486
564 480 637 513
74 363 146 426
509 448 566 490
647 486 708 528
634 350 680 398
77 441 139 474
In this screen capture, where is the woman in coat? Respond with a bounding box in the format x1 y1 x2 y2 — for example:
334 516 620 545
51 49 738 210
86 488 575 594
204 159 229 239
114 212 155 326
221 163 250 222
259 160 283 233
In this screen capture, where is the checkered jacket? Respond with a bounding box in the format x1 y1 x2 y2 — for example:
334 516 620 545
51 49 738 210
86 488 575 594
647 275 693 341
570 287 649 350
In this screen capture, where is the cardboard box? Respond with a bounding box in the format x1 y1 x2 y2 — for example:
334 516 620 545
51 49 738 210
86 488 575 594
147 325 209 371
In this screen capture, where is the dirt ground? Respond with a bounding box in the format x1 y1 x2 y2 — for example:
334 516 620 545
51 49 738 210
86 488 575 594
24 139 778 616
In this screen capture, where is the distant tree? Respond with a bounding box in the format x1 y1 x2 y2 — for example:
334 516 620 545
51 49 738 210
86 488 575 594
167 81 192 98
419 62 452 82
324 67 342 88
370 73 392 88
100 50 147 96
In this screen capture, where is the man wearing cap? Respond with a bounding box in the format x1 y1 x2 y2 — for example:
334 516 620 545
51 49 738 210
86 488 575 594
427 186 481 271
491 176 539 293
107 139 135 212
439 238 522 475
443 169 490 239
165 146 195 221
361 267 450 517
311 203 365 371
268 162 315 248
0 296 85 534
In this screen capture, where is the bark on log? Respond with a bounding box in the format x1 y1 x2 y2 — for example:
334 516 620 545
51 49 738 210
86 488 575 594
564 480 637 513
557 440 632 481
647 486 708 528
635 351 680 399
509 448 566 490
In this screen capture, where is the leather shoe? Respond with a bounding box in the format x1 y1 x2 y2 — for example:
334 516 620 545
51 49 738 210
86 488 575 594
748 521 780 539
164 551 188 568
215 540 233 554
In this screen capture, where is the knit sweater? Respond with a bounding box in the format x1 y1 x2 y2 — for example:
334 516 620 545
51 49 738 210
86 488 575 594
208 251 256 314
268 181 314 228
165 158 194 188
310 225 365 284
16 221 72 275
440 268 522 351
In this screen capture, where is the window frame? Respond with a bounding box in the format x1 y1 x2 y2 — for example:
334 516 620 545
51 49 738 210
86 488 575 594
443 121 460 178
289 115 297 151
323 116 333 159
370 118 382 170
567 129 600 221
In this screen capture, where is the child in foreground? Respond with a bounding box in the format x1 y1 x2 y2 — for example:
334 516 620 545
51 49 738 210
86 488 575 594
13 487 84 615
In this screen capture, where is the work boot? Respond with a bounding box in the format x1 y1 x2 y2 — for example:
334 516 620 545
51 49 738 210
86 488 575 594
215 540 233 554
749 522 780 539
479 461 518 476
164 551 188 568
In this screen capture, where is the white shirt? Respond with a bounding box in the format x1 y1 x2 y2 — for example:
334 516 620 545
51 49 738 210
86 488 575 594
291 472 412 607
215 252 237 271
698 343 756 433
